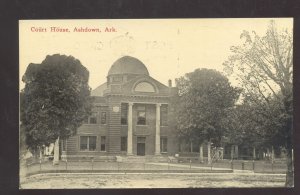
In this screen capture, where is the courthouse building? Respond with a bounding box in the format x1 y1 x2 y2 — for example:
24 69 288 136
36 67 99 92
61 56 179 158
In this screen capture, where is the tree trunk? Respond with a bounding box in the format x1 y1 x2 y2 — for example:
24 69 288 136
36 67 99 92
235 145 239 159
199 144 204 163
220 148 224 160
215 148 220 161
283 89 293 187
253 147 256 160
207 141 211 164
231 145 234 160
285 119 294 187
34 147 38 160
53 137 60 165
190 141 193 153
271 146 275 161
285 148 294 187
39 146 43 160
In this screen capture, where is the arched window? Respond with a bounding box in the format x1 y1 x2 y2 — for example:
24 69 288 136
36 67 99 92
134 82 155 92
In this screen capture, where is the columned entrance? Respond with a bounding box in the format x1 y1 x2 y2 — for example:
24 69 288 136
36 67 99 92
126 102 164 156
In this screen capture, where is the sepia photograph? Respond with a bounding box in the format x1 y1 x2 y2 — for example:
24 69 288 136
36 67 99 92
19 18 293 189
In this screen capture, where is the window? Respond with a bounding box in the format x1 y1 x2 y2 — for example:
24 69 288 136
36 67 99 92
101 112 106 124
100 136 106 151
134 82 155 92
112 76 122 82
160 137 168 153
121 104 128 125
80 136 96 151
160 105 168 126
137 106 146 125
83 117 89 124
89 112 98 124
121 136 127 151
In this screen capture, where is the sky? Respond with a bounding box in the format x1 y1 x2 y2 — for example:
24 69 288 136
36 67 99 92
19 18 293 90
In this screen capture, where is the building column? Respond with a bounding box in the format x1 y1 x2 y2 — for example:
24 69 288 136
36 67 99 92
155 103 161 155
267 148 270 160
199 144 204 163
271 146 275 161
230 145 234 159
127 103 133 155
53 137 60 165
207 141 211 164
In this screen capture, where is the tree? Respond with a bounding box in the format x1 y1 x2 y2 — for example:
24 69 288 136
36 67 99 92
21 54 92 163
19 92 27 156
223 20 293 186
174 68 241 163
224 98 280 160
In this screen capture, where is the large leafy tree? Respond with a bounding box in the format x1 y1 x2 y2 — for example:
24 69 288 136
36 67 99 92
175 68 241 158
224 98 282 158
223 20 293 186
21 54 92 154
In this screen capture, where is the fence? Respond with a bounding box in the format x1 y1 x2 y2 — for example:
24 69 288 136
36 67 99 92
21 156 288 177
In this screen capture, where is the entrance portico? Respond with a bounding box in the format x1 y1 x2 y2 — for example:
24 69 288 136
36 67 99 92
126 102 163 156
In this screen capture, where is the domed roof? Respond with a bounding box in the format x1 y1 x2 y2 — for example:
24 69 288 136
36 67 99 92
108 56 149 76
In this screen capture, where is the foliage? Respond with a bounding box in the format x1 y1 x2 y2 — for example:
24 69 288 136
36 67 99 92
223 20 293 186
224 97 286 149
223 20 293 148
174 68 241 146
21 54 92 150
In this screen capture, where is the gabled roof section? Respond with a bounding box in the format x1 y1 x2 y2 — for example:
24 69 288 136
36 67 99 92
121 75 171 96
91 82 107 97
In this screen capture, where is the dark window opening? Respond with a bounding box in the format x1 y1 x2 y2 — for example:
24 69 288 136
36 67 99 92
83 117 89 124
80 136 96 151
100 136 106 151
137 106 146 125
101 112 106 124
121 136 127 151
121 104 128 125
160 137 168 153
160 105 168 126
89 117 97 124
89 112 98 124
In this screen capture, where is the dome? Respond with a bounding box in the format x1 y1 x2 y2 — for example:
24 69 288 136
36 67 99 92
108 56 149 76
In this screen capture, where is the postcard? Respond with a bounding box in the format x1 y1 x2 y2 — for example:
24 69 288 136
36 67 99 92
19 18 293 189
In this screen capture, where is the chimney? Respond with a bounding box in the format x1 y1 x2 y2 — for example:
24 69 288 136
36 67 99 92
168 79 172 87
